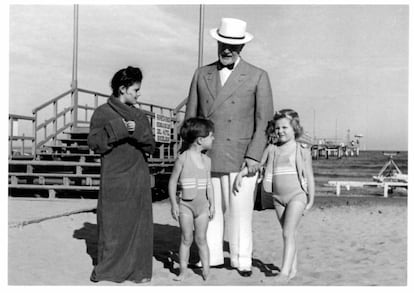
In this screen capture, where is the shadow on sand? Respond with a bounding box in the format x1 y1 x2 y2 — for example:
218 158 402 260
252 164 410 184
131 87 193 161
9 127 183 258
73 215 279 279
73 221 205 277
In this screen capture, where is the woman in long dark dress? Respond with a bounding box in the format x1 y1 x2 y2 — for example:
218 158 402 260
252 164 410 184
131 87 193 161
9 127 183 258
88 66 156 283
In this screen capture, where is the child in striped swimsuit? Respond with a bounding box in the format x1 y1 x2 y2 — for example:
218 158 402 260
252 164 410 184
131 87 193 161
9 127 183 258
168 117 215 281
235 109 315 283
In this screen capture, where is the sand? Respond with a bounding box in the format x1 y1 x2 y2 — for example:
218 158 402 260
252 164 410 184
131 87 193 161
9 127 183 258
8 196 407 286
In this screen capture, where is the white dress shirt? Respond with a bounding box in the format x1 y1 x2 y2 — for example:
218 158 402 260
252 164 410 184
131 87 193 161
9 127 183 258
219 57 240 86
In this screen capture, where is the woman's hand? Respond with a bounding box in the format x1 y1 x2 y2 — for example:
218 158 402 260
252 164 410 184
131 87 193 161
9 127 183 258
123 119 136 132
171 205 179 221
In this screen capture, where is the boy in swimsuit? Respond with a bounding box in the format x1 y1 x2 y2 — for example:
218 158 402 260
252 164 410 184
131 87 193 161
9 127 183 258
235 109 315 283
168 117 215 281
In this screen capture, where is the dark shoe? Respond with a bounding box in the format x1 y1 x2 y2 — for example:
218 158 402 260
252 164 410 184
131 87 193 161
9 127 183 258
191 262 224 269
238 269 252 277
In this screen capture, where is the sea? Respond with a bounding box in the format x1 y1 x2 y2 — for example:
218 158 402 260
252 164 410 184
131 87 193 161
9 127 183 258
313 150 408 197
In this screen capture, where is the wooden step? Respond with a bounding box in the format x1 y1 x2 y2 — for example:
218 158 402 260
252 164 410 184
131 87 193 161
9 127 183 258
9 175 100 187
41 145 92 155
43 145 91 151
36 152 100 162
9 160 100 167
10 154 35 160
8 184 100 190
67 126 89 133
9 172 100 178
58 138 88 146
8 184 99 198
63 131 89 140
9 160 100 175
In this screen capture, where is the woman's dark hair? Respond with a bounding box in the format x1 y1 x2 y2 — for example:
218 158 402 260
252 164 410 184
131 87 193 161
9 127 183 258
267 109 304 139
111 66 143 97
179 117 214 153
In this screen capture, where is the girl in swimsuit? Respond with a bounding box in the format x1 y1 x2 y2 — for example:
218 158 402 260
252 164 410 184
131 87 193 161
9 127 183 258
235 109 315 283
168 117 215 281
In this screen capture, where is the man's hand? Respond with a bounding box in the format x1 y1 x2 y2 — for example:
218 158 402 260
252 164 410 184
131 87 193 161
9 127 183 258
233 173 243 193
244 158 260 175
209 204 215 220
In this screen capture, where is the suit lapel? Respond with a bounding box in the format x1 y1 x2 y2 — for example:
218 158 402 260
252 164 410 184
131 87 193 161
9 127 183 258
200 64 219 116
208 59 249 116
203 64 219 100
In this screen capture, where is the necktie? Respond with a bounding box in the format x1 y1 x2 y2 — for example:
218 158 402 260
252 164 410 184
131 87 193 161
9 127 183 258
217 62 235 70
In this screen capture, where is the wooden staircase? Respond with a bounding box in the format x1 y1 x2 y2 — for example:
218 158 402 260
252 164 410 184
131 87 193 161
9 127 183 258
9 88 184 199
9 129 101 198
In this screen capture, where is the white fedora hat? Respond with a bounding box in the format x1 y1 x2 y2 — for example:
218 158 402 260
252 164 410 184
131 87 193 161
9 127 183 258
210 18 254 45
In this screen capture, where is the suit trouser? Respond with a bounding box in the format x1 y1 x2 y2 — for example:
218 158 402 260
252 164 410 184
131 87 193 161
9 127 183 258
207 172 258 270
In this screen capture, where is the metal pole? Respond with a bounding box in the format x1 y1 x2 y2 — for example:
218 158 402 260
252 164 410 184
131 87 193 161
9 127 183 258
197 4 205 68
335 118 338 144
173 5 205 115
71 4 79 128
313 109 316 144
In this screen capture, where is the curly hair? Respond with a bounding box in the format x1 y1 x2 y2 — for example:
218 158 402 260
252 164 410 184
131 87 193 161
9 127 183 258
266 109 304 140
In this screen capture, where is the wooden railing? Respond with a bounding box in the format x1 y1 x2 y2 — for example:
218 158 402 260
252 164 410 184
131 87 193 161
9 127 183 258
9 114 36 158
9 87 188 163
32 89 75 150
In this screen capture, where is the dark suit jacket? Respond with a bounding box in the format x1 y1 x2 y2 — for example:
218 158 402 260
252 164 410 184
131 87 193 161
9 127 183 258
185 58 274 173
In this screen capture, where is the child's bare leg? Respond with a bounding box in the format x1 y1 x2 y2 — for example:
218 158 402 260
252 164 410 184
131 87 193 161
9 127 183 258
289 249 297 279
194 212 210 281
276 201 305 282
174 213 194 281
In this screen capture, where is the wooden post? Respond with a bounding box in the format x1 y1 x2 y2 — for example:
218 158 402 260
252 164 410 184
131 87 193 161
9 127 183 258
32 112 37 157
71 5 79 128
53 101 57 145
48 189 56 199
63 108 67 126
11 176 18 185
336 183 341 196
85 104 88 121
44 123 47 143
21 134 25 155
384 183 389 198
9 117 13 158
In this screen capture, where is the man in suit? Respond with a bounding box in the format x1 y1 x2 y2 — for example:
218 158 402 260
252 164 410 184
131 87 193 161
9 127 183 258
185 18 274 276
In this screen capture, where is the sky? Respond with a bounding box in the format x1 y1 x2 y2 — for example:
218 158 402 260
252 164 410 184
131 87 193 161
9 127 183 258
6 3 409 151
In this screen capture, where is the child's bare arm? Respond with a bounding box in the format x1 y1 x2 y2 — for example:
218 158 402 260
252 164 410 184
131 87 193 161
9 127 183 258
205 157 215 219
168 156 184 220
304 149 315 210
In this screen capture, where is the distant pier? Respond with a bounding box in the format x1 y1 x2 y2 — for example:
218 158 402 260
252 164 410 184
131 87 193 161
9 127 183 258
311 144 360 160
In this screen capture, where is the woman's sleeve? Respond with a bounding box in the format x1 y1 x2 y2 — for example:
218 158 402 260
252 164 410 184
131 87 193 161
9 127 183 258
304 148 315 197
130 110 156 155
87 109 130 154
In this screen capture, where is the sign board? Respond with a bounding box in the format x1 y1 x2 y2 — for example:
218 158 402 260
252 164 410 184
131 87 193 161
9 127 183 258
155 113 172 143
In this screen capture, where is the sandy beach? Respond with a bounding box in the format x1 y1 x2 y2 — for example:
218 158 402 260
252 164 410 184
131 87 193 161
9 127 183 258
8 195 407 286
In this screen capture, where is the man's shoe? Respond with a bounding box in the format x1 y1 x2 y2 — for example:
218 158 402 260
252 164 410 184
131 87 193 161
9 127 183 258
192 261 224 269
238 269 252 277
